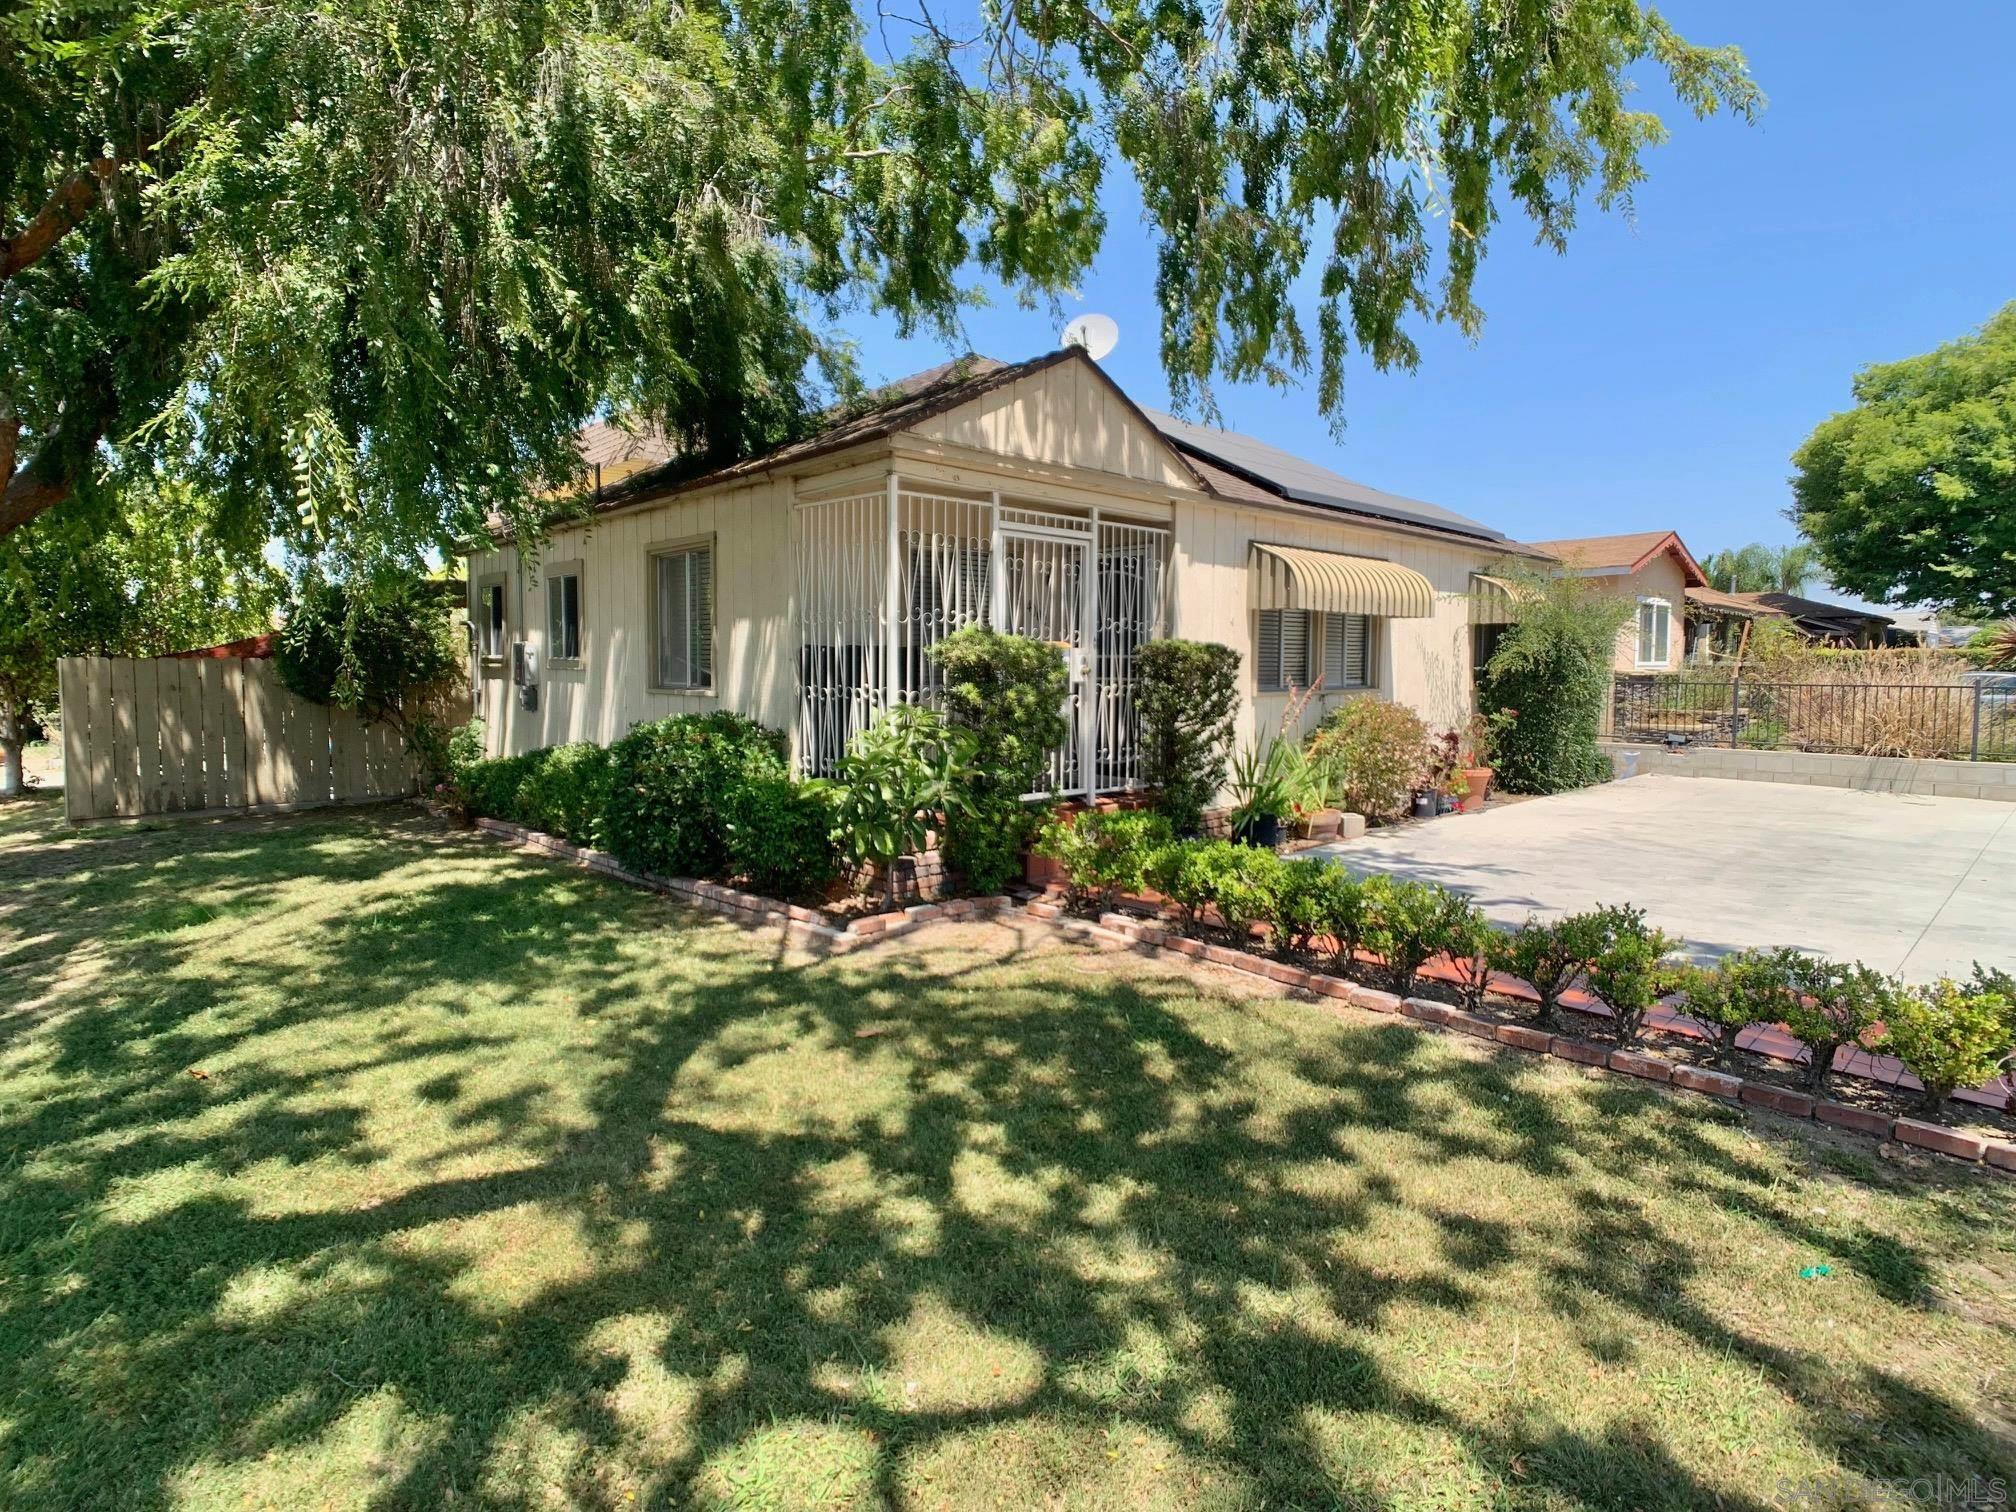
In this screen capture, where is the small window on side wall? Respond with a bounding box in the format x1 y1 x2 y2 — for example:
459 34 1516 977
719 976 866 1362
480 580 507 660
651 542 714 689
546 567 582 662
1323 612 1373 690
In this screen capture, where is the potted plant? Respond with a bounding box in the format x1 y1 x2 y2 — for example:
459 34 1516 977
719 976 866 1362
1456 713 1495 813
1228 736 1300 848
1420 728 1460 816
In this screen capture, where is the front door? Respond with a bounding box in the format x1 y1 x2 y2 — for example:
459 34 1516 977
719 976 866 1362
997 512 1091 795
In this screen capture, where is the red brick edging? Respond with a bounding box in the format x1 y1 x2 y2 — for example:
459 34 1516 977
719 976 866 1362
468 816 2011 1174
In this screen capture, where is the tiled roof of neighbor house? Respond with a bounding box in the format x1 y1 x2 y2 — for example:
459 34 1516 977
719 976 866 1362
1685 585 1785 619
548 347 1530 552
1528 530 1708 586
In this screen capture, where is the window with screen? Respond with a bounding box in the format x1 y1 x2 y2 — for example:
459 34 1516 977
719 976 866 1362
1256 608 1312 692
546 569 582 662
652 543 714 689
1322 612 1373 690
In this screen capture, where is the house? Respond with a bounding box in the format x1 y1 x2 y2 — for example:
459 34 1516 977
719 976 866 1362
1705 590 1898 649
463 348 1544 797
1680 585 1785 663
1526 531 1709 674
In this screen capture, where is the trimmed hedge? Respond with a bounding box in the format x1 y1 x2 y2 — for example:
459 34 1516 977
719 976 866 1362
602 712 789 880
458 742 613 849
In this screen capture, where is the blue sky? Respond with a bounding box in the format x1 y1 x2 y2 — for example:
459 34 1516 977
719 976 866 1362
847 2 2015 562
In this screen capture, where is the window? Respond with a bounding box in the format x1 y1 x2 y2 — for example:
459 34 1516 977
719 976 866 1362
1636 597 1672 667
479 579 507 660
651 542 714 689
1322 612 1373 690
1256 608 1312 692
546 566 582 663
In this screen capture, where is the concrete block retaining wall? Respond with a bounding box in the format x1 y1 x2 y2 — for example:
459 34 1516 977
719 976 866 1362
1602 742 2016 803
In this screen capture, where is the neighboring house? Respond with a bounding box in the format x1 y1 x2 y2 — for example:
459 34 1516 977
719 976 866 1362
1710 590 1898 648
1527 531 1708 674
463 348 1544 798
1681 585 1785 662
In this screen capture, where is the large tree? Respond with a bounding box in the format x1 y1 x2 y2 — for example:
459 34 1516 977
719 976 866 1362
1700 541 1820 595
0 482 281 794
4 0 1756 562
1794 304 2016 618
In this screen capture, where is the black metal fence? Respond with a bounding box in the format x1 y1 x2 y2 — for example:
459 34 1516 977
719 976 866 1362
1610 675 2016 762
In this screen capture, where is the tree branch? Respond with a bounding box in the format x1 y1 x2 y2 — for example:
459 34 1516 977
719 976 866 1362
1 159 117 284
0 397 114 540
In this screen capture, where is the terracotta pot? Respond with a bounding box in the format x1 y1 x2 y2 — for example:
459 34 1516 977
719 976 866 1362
1292 807 1344 842
1458 766 1493 813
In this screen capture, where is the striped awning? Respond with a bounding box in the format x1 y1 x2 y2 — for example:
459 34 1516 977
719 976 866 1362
1469 572 1532 625
1249 543 1435 619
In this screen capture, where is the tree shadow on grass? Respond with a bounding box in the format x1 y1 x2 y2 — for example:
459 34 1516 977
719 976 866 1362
0 806 2010 1509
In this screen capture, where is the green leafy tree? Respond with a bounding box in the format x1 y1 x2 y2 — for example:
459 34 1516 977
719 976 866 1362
928 628 1069 892
4 0 1756 567
1137 641 1241 835
0 482 280 795
275 573 461 724
1793 304 2016 618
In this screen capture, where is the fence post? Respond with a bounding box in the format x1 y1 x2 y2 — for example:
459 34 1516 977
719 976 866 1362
1971 682 1983 762
1729 673 1741 748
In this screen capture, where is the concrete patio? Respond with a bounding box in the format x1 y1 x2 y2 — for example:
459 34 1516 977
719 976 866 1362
1307 773 2015 982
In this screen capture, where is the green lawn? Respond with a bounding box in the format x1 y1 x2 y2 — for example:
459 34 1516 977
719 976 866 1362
2 797 2013 1510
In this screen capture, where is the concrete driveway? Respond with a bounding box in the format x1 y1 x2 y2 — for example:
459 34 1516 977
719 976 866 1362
1305 774 2015 981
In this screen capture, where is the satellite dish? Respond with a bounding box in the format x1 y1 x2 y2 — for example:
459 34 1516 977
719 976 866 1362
1061 313 1119 361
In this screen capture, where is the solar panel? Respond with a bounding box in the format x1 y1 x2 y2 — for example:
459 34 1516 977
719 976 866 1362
1145 407 1505 542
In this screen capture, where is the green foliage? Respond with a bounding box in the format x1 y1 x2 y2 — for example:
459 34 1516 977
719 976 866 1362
1304 699 1432 822
1 0 1755 571
1141 839 1217 936
1671 961 1755 1065
722 773 840 900
1136 641 1241 835
1780 956 1903 1095
1699 542 1821 595
1186 842 1284 944
929 628 1069 893
458 741 612 849
1303 868 1374 978
1227 735 1309 835
1794 304 2016 618
1582 907 1684 1047
602 712 787 880
1265 858 1334 958
823 705 975 907
1489 918 1585 1026
1441 903 1498 1014
1479 571 1635 794
1034 809 1173 912
1363 876 1467 998
275 573 459 721
1880 979 2015 1117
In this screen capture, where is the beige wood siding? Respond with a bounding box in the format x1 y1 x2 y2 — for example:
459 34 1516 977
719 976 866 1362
465 473 797 758
1168 499 1507 751
908 362 1195 490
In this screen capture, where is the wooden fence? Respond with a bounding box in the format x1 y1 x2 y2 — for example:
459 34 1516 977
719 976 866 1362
56 655 422 823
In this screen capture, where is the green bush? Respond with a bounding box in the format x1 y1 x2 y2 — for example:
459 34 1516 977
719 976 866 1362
1478 570 1633 794
1363 876 1466 997
1880 977 2015 1117
1581 906 1684 1046
1136 640 1241 836
1142 839 1217 935
460 750 541 825
603 712 788 879
929 627 1070 892
1489 917 1585 1026
1304 699 1430 823
515 742 614 847
722 772 839 899
1443 904 1498 1013
1188 841 1283 943
1304 868 1373 979
1265 858 1334 957
823 704 976 908
1780 955 1901 1095
1034 809 1173 912
1671 961 1755 1065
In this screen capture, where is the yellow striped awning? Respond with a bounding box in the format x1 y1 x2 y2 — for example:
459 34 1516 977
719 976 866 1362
1469 572 1533 624
1249 543 1435 619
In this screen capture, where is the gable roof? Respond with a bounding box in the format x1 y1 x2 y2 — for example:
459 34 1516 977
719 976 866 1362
1145 407 1512 546
1529 530 1707 587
